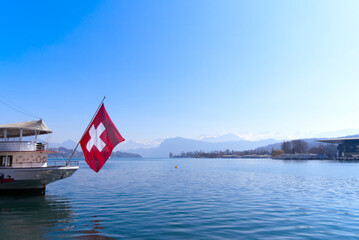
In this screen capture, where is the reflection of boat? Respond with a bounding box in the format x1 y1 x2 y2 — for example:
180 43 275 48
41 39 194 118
0 195 74 239
0 120 79 194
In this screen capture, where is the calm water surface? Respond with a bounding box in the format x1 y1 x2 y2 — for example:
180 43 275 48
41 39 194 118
1 158 359 239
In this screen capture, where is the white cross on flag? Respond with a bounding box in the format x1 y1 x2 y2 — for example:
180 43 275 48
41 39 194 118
80 104 124 172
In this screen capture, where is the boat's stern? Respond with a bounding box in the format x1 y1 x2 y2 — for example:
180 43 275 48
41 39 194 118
0 161 79 195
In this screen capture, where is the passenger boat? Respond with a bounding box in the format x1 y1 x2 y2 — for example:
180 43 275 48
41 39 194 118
0 120 79 194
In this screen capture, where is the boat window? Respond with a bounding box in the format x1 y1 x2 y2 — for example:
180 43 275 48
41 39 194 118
6 156 12 167
0 156 5 167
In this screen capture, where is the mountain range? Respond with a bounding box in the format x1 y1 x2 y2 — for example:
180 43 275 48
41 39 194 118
48 140 77 149
125 137 279 158
48 131 359 158
50 137 280 158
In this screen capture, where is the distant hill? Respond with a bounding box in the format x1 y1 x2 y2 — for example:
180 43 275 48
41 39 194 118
127 137 279 158
48 147 142 159
48 140 77 149
313 129 359 139
49 139 162 152
256 134 359 152
46 132 359 159
126 133 359 158
256 139 324 152
116 139 162 151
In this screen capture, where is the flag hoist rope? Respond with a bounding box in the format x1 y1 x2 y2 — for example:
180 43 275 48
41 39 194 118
66 96 106 165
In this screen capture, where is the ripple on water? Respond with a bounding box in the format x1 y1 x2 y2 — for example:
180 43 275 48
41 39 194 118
1 158 359 239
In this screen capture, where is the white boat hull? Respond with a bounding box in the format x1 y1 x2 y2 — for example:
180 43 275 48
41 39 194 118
0 166 78 194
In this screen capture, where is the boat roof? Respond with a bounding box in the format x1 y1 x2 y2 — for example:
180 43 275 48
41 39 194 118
317 137 359 144
0 120 52 138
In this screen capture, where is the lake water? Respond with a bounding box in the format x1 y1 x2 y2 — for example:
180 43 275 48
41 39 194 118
1 158 359 239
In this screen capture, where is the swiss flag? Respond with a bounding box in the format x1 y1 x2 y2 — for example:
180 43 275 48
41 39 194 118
80 104 125 172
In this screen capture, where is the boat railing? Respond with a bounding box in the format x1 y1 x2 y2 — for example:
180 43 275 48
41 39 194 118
0 141 48 152
47 160 79 167
11 161 79 168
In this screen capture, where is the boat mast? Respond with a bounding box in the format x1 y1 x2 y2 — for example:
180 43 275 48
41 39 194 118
66 96 106 165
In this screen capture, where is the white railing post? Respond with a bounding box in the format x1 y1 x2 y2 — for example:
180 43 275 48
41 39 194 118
20 129 23 142
19 129 23 151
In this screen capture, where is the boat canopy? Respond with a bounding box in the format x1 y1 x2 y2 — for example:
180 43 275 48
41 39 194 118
0 120 52 138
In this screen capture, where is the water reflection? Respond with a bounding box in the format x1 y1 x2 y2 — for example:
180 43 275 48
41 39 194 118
0 195 74 239
0 195 114 239
77 215 115 240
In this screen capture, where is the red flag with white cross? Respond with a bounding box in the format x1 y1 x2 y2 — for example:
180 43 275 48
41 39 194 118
80 104 125 172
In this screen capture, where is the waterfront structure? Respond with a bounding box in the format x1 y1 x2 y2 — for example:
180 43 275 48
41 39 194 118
0 120 79 194
273 153 326 160
318 137 359 159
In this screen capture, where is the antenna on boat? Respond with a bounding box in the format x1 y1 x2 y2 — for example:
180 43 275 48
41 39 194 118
66 96 106 165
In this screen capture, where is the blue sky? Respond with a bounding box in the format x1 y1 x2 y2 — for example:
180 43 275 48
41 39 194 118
1 0 359 143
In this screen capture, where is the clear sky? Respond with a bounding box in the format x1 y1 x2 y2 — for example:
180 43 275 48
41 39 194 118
1 0 359 143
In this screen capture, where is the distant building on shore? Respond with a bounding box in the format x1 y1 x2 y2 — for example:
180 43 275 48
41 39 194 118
273 153 326 160
318 137 359 159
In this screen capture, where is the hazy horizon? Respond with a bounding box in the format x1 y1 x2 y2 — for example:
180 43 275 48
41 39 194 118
48 128 359 152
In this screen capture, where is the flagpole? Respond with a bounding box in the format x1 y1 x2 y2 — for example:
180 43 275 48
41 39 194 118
66 96 106 165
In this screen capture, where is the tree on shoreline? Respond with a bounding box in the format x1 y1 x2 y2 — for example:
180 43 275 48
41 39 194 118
272 150 285 157
281 140 308 154
281 141 292 153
